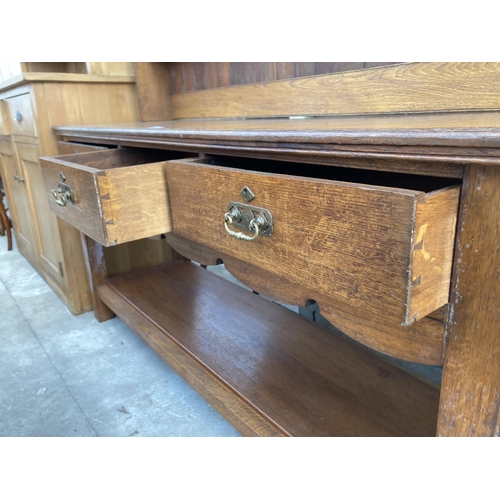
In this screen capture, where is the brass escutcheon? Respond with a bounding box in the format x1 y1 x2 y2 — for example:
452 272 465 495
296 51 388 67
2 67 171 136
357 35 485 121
52 181 74 206
223 201 273 242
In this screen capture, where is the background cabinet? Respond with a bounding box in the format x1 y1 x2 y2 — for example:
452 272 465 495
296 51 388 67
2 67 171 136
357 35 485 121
0 63 170 314
0 139 36 260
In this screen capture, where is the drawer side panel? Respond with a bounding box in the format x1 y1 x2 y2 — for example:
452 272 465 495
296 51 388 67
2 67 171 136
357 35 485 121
99 161 172 245
408 186 460 323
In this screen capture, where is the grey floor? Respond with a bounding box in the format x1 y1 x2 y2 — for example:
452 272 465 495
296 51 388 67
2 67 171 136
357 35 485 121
0 235 241 437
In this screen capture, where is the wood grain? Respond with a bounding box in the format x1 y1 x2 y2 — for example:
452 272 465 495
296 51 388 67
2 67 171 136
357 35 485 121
166 232 447 364
40 148 180 246
169 62 399 94
32 79 141 314
134 63 172 121
229 63 277 86
56 141 110 155
54 112 500 152
409 187 460 323
40 153 108 245
85 63 134 76
16 143 65 286
437 164 500 436
32 81 140 159
0 72 135 91
81 234 115 322
166 158 458 327
98 279 284 437
170 63 500 119
0 100 10 136
0 139 36 261
5 92 37 138
103 237 174 277
0 77 141 315
97 160 172 245
99 261 440 436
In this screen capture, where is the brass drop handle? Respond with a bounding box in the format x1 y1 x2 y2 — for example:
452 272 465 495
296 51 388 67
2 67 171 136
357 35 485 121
224 212 263 242
52 189 67 206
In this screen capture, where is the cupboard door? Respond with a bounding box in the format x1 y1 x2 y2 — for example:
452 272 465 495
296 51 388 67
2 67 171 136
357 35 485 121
0 140 36 260
16 143 65 286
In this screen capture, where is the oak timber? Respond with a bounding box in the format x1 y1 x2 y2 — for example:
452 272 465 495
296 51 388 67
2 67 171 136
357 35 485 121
98 261 440 437
0 75 143 314
166 157 459 327
56 141 110 155
165 232 447 365
52 112 500 177
167 62 398 94
0 100 10 136
437 165 500 436
103 237 174 278
134 63 172 121
0 139 37 261
408 188 459 323
5 93 37 138
52 111 500 147
40 148 179 246
0 72 135 92
170 63 500 119
81 234 115 322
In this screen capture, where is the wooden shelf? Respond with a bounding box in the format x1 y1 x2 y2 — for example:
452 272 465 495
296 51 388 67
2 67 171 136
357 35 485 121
97 261 440 437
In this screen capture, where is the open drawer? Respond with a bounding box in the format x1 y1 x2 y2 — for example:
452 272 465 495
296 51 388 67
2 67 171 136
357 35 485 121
40 147 191 246
166 156 460 327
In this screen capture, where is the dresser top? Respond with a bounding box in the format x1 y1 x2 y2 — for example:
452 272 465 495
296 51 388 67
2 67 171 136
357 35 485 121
53 112 500 150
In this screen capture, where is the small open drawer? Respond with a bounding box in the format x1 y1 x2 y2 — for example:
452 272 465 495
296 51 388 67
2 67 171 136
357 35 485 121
166 156 461 327
40 147 190 246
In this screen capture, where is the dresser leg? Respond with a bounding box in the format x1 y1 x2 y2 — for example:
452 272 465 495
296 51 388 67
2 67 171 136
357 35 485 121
81 233 115 322
437 165 500 436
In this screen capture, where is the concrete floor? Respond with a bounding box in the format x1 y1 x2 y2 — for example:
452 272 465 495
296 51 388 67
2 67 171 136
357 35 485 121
0 235 241 437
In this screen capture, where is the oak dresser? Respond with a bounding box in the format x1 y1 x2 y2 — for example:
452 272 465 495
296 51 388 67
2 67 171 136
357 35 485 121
37 63 500 437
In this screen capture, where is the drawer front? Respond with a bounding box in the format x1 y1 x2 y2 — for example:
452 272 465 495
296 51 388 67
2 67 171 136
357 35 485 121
6 93 37 138
40 148 176 246
166 159 460 326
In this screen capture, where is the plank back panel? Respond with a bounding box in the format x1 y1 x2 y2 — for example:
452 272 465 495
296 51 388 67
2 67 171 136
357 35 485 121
170 63 500 119
169 62 399 93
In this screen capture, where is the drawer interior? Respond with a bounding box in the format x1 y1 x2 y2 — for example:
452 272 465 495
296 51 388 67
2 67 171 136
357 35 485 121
58 147 193 171
202 155 459 192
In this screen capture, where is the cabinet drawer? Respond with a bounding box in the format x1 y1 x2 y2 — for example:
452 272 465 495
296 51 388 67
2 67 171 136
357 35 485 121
166 156 460 326
6 93 37 138
40 148 190 246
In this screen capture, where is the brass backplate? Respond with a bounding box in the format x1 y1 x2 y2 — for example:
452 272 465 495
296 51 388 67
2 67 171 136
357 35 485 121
227 202 273 237
58 182 74 204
